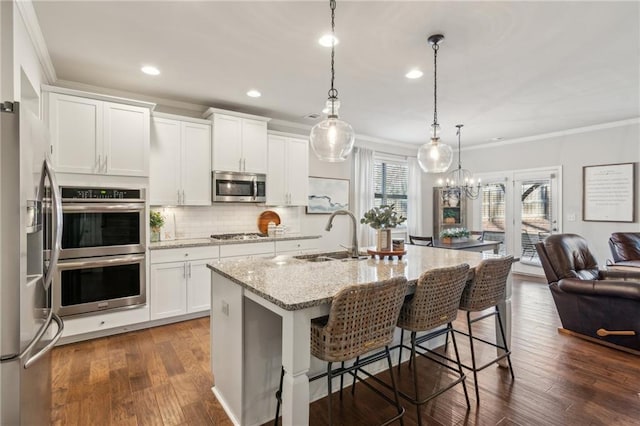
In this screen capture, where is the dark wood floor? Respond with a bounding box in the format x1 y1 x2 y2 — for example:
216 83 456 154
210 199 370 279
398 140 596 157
52 276 640 425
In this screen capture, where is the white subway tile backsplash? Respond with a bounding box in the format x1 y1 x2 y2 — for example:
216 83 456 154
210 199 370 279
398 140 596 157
157 205 304 239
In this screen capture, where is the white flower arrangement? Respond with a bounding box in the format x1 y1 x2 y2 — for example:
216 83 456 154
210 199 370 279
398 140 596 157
439 227 470 238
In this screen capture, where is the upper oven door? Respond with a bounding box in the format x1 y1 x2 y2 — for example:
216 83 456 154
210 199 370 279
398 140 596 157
55 202 146 259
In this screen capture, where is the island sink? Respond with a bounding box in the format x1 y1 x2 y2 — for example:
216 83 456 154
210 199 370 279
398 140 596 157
294 251 367 262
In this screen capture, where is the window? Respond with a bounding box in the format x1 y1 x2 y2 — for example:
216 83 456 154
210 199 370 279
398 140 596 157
373 157 408 221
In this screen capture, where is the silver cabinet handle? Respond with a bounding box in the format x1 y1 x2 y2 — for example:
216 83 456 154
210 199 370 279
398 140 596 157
96 154 102 173
188 262 192 278
183 262 187 279
182 190 185 205
23 313 64 369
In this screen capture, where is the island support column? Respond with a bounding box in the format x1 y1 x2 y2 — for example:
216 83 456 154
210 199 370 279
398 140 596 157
280 309 312 426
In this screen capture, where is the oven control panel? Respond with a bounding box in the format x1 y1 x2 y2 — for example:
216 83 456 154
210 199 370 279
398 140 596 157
61 187 143 201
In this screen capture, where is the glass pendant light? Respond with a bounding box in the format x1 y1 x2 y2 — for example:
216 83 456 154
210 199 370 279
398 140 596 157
417 34 453 173
309 0 355 162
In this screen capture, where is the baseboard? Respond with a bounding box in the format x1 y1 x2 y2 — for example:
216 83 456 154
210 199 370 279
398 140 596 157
557 328 640 356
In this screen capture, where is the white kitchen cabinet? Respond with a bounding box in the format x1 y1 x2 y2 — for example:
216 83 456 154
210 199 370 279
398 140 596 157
45 89 152 176
149 247 216 320
206 109 270 174
150 114 211 206
274 238 318 255
266 134 309 206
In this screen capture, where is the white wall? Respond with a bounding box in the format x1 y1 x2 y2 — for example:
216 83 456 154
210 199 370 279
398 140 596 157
422 121 640 265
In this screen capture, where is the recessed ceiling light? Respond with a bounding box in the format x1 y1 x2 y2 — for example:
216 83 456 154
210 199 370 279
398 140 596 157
318 34 339 47
247 90 261 98
405 69 423 79
141 65 160 76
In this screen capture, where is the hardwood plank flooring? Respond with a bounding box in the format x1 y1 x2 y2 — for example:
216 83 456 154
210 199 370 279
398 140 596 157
52 277 640 425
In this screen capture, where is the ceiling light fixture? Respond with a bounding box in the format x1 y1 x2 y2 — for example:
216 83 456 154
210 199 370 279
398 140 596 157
141 65 160 76
405 69 423 79
247 89 261 98
318 34 339 47
440 124 481 199
417 34 453 173
309 0 355 162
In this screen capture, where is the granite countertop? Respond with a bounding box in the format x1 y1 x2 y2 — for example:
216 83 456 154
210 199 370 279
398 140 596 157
208 245 497 311
149 234 321 250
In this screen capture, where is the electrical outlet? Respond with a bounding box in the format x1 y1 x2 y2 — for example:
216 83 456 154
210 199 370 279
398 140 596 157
567 213 576 222
221 301 229 316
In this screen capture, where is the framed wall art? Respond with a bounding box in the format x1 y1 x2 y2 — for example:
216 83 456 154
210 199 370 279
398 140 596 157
307 177 350 214
583 162 636 222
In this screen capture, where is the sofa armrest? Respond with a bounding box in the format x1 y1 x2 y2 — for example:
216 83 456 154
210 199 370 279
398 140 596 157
600 268 640 281
557 278 640 301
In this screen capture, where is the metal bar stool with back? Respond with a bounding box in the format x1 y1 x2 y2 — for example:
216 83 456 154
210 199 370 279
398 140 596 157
274 276 409 425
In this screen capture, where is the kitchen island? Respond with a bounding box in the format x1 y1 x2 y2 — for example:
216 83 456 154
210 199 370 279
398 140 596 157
208 245 511 426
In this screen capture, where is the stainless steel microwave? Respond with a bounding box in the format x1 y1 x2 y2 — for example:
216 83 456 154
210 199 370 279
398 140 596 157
212 171 266 203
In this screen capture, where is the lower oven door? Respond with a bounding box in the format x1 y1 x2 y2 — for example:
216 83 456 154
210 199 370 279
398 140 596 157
53 254 146 317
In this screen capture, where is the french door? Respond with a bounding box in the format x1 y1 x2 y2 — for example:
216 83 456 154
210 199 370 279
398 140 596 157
472 167 562 275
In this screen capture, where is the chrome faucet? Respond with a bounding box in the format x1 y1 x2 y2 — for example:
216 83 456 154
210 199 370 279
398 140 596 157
325 209 360 258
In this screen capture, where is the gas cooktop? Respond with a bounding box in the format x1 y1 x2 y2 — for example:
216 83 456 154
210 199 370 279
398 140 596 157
210 233 268 241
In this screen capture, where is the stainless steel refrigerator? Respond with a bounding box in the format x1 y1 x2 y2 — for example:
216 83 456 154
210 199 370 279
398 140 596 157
1 101 64 425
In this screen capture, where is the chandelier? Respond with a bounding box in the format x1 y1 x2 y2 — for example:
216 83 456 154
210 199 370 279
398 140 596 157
309 0 355 162
440 124 481 199
417 34 453 173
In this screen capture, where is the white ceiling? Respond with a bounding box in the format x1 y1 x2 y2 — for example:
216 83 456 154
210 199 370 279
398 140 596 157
33 1 640 147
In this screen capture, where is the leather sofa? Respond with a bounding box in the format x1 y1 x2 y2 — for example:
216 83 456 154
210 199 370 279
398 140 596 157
608 232 640 269
535 233 640 352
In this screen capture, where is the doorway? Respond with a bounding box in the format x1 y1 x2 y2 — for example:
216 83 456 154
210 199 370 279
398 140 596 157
472 167 562 276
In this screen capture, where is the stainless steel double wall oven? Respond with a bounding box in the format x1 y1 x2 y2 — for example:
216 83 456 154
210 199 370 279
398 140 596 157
47 187 146 317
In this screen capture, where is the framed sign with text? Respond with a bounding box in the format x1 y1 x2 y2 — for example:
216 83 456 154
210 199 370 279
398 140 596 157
583 162 636 222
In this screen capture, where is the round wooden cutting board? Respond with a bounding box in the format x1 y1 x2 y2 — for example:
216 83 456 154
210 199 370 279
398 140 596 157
258 210 281 235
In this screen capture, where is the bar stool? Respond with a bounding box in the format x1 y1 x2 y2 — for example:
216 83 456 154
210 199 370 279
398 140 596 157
454 256 515 403
274 276 408 426
394 264 471 425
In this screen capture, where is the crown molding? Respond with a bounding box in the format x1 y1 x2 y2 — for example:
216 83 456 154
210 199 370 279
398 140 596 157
15 0 57 84
465 118 640 151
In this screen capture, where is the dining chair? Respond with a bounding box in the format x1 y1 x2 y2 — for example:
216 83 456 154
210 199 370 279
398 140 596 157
409 235 433 246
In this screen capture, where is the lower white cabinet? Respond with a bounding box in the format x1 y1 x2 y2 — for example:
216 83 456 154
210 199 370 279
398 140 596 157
61 304 149 339
150 247 216 320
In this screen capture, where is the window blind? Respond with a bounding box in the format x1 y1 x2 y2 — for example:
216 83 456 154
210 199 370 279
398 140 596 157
373 159 408 220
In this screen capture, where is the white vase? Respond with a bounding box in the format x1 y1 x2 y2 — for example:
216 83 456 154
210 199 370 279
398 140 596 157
376 229 392 251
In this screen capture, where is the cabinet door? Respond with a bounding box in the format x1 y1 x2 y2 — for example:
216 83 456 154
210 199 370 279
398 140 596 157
241 119 268 173
187 259 212 313
104 102 150 176
150 117 181 205
48 93 102 174
266 135 287 205
182 122 211 206
212 114 242 172
150 262 187 320
286 137 309 206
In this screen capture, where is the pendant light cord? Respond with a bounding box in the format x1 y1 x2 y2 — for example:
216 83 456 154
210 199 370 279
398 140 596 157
432 42 439 133
456 124 463 171
328 0 338 115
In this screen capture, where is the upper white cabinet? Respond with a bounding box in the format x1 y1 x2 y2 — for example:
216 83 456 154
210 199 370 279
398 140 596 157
204 108 270 174
150 114 211 206
266 134 309 206
44 87 153 176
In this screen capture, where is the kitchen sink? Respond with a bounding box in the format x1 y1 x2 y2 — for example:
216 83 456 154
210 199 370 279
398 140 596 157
294 251 368 262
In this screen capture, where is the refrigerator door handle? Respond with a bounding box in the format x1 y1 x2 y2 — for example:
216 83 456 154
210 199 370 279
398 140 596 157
23 313 64 369
1 305 54 364
39 156 63 291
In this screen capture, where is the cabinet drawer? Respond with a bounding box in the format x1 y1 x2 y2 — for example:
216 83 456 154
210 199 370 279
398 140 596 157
62 305 149 337
220 242 274 258
275 239 318 254
150 246 219 263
